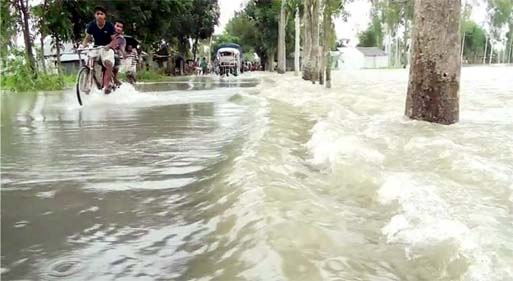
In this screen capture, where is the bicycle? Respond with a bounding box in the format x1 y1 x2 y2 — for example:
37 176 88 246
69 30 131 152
75 47 116 106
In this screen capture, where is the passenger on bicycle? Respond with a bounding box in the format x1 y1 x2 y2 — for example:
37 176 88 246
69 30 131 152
109 20 126 87
81 6 115 94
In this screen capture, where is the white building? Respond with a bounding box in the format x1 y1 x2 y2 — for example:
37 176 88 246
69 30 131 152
336 47 388 69
42 38 84 74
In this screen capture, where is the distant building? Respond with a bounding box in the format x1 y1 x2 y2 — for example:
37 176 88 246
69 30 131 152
43 38 84 75
336 47 389 69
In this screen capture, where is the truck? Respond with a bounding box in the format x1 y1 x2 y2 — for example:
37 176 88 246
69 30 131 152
215 43 241 77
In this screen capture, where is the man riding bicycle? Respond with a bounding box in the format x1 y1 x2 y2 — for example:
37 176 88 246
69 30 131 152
81 6 116 94
109 20 127 87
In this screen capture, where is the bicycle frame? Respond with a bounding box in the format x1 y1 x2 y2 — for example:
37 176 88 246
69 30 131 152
77 47 104 89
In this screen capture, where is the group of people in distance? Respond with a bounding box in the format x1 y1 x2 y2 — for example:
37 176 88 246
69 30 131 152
81 6 138 94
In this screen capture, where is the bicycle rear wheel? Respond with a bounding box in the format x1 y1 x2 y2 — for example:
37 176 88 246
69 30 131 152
76 67 91 106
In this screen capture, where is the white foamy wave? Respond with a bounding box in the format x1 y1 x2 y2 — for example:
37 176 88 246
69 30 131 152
83 177 196 192
306 118 384 171
60 82 243 112
378 174 470 245
377 173 499 281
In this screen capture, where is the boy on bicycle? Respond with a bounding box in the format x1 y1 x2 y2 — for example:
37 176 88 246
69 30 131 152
81 6 116 94
109 20 126 87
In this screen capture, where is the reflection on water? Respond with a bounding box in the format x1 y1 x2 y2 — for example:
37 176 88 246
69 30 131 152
2 69 513 281
136 75 260 92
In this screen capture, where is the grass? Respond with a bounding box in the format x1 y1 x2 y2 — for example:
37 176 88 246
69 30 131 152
1 72 75 93
1 69 171 93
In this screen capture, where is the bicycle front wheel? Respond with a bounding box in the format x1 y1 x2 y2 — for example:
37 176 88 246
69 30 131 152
76 67 91 106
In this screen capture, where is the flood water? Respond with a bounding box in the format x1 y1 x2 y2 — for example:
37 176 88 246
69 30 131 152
1 67 512 281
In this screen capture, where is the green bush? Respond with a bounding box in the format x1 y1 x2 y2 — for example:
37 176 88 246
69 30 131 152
1 72 75 93
1 56 76 93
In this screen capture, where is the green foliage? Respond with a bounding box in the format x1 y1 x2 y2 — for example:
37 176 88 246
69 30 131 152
487 0 513 41
462 20 490 63
224 12 258 54
357 17 382 47
220 0 300 65
33 0 73 44
1 53 75 92
358 29 377 47
189 0 220 58
135 69 169 82
371 0 413 34
211 33 242 59
72 0 219 53
488 0 513 28
245 0 282 60
0 0 17 63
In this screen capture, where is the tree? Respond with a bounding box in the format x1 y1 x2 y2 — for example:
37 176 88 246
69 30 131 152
486 0 513 63
189 0 220 60
224 12 259 55
507 22 513 63
357 14 383 47
370 0 413 67
246 0 281 71
294 6 301 75
0 0 17 68
323 0 345 88
461 19 489 63
277 0 287 73
42 0 73 75
358 28 379 47
302 0 321 82
12 0 37 74
32 0 49 73
405 0 461 125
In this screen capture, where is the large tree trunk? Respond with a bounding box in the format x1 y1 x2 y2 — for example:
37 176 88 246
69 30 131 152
15 0 37 74
277 0 286 73
460 31 466 63
489 41 493 64
483 35 488 64
326 54 331 88
395 35 400 67
508 37 513 63
193 35 199 61
40 36 46 73
39 0 48 73
319 45 324 85
307 0 320 83
324 9 333 89
55 37 61 75
313 0 321 83
402 19 410 67
294 8 300 76
167 48 174 75
267 51 275 72
302 0 313 80
384 27 390 64
405 0 461 125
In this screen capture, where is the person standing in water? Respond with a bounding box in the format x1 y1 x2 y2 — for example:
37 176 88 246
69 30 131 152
200 57 208 75
125 45 139 84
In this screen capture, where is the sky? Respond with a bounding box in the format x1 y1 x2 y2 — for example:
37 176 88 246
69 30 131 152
21 0 491 48
215 0 490 45
215 0 248 35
